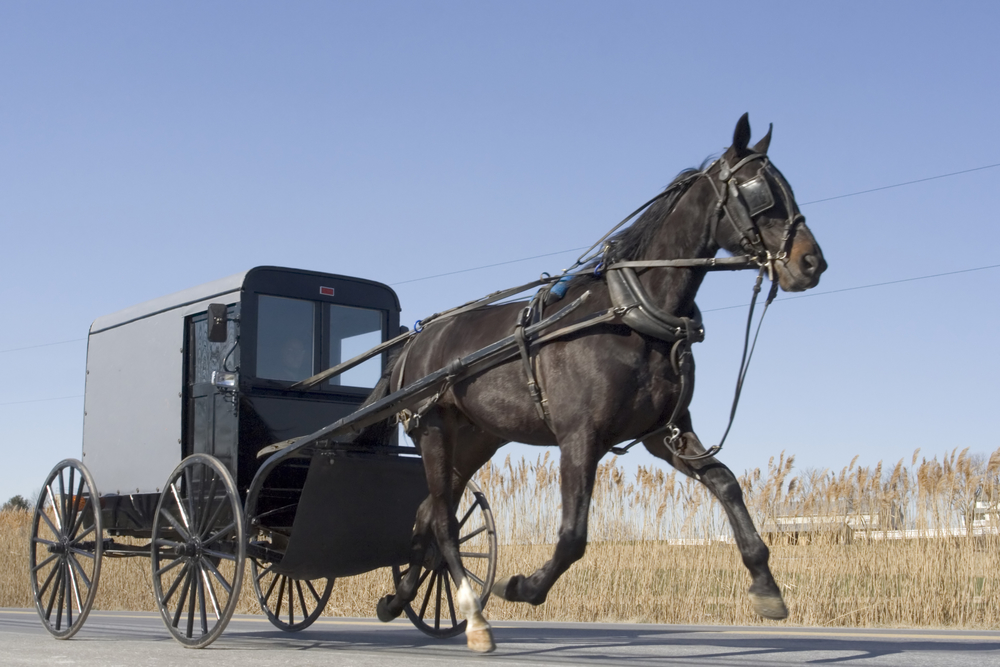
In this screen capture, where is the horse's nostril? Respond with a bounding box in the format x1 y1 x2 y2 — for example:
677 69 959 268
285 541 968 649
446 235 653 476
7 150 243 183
801 254 820 276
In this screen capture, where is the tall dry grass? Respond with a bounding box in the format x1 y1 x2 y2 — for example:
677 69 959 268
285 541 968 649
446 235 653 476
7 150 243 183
3 447 999 629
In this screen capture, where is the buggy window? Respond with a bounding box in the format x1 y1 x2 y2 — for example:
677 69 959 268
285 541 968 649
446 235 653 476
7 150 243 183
329 305 383 387
257 296 315 381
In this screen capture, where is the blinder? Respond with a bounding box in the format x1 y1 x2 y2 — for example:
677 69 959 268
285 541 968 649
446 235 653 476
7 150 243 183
737 169 775 217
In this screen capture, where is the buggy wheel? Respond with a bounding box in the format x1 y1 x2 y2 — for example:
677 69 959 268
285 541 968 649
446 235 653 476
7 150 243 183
392 480 498 638
249 555 333 632
29 459 103 639
151 454 245 648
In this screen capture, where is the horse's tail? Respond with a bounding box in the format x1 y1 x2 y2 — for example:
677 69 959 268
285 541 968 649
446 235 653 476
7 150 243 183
353 336 408 447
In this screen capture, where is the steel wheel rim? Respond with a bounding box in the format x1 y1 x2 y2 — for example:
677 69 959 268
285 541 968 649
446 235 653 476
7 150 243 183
249 555 334 632
29 459 103 640
150 454 245 648
393 480 498 638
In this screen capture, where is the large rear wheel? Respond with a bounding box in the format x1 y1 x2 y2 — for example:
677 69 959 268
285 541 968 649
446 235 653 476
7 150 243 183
29 459 103 639
392 480 498 638
150 454 245 648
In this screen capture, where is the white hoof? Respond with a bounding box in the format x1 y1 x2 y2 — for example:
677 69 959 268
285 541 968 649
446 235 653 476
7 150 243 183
466 623 496 653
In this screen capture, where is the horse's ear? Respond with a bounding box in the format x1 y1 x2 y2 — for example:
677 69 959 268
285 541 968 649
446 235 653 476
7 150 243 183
731 113 751 154
752 123 773 154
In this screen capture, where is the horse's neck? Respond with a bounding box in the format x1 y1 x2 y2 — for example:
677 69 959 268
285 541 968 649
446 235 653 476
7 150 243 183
636 181 716 317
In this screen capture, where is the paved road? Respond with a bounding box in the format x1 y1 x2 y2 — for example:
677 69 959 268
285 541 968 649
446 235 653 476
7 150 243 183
3 608 999 666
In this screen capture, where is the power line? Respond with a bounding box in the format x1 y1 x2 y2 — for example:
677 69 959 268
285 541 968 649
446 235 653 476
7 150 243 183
0 395 83 407
0 338 86 355
702 263 1000 313
798 162 1000 206
389 247 588 286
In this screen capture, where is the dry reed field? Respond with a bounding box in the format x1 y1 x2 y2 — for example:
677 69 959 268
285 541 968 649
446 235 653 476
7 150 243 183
3 446 999 629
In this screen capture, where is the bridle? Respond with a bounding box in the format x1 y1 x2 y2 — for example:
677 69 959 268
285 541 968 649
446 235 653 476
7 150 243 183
705 152 806 285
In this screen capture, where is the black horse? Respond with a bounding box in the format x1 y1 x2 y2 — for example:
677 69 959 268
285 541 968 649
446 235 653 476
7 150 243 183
374 115 826 652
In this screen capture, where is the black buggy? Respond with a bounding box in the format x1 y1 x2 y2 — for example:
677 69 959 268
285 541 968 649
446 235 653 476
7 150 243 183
29 266 498 647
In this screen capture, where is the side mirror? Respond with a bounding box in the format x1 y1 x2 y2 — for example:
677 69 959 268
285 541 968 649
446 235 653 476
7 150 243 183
207 303 229 343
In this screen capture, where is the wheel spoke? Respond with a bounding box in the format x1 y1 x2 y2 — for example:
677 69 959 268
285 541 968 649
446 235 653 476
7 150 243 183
434 570 443 630
296 580 310 617
463 569 485 588
275 575 286 618
304 579 322 604
202 521 237 548
161 562 191 607
457 501 478 531
262 571 280 602
171 567 191 627
66 477 87 539
459 551 490 559
67 553 93 590
154 554 186 577
197 474 219 536
69 524 97 547
444 576 457 627
43 563 62 619
202 557 234 595
186 566 197 638
49 482 63 532
158 507 192 541
61 469 72 533
202 547 236 563
458 525 487 544
55 563 66 630
171 481 192 533
182 468 196 533
38 511 60 541
202 566 222 620
287 577 295 625
197 566 208 635
67 556 83 616
32 553 59 573
418 570 437 620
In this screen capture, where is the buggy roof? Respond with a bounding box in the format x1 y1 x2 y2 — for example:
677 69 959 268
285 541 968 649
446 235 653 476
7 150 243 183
90 270 250 335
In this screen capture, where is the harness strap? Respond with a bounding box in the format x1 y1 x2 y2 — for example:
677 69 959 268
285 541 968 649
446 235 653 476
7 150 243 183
514 292 555 431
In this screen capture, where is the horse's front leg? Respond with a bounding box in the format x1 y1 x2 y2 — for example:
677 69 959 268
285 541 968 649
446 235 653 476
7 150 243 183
492 436 599 606
645 429 788 620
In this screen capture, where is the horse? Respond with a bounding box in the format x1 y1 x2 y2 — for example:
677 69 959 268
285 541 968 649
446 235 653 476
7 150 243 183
371 114 826 652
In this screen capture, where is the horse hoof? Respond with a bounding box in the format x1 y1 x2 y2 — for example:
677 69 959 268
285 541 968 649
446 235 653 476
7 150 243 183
466 626 496 653
490 576 515 601
749 592 788 620
376 594 401 623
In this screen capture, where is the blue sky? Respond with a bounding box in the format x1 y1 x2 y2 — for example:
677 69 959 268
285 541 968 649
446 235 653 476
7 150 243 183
2 2 999 503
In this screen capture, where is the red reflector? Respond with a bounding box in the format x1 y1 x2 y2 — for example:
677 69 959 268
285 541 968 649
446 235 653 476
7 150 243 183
320 286 335 296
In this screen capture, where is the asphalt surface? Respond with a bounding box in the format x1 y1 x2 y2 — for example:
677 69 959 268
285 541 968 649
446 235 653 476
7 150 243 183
2 608 999 666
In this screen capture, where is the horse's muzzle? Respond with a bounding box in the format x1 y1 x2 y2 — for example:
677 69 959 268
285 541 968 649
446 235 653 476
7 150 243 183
778 246 827 292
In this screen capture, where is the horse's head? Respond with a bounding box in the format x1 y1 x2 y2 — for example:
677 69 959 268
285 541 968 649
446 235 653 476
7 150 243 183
712 114 826 292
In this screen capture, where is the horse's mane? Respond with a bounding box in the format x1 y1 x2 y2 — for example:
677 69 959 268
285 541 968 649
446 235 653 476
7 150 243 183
569 158 712 286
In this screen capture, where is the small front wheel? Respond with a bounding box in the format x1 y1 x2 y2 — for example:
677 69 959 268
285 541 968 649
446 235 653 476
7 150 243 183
150 454 245 648
29 459 103 639
249 554 334 632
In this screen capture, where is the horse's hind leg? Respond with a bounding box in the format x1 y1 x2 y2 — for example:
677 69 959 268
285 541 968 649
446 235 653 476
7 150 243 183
644 429 788 620
379 419 501 630
408 408 499 652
